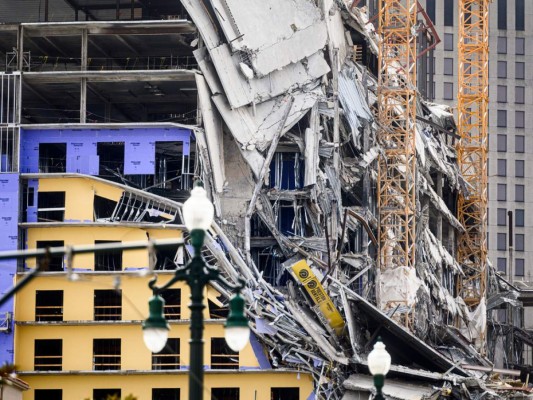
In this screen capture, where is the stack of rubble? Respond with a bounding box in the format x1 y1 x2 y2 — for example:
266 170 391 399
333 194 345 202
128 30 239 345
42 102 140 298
174 1 528 398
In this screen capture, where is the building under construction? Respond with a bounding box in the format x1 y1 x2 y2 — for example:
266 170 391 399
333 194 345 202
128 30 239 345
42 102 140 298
0 0 532 399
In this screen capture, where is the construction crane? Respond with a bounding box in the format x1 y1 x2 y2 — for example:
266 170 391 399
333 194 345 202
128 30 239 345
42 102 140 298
377 0 417 328
456 0 489 350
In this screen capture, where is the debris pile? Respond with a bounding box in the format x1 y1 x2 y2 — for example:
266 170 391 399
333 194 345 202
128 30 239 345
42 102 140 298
171 1 529 398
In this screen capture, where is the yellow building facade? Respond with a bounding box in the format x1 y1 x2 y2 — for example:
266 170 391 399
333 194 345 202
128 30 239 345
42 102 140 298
14 176 313 400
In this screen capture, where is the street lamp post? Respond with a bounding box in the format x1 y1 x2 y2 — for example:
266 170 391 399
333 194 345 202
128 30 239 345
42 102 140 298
142 181 250 400
368 337 391 400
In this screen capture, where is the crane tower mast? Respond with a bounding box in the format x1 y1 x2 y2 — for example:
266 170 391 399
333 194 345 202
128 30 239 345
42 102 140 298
456 0 489 346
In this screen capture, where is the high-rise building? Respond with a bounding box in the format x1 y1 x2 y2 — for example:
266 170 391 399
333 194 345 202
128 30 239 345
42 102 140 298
420 0 533 366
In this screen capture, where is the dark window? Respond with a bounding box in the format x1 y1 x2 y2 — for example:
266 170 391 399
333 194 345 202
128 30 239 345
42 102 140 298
497 258 507 274
36 290 63 321
211 388 239 400
271 388 300 400
37 191 65 222
155 141 191 191
516 38 525 55
497 184 506 201
269 152 304 190
444 0 453 26
515 111 525 128
516 209 525 227
497 110 507 127
516 0 525 31
497 208 507 226
251 248 288 287
497 37 507 54
94 240 122 271
94 290 122 321
152 338 180 370
93 389 121 400
515 160 525 178
155 244 179 271
498 0 507 30
515 259 525 276
97 142 125 177
35 390 62 400
211 338 238 369
36 241 64 271
516 185 525 202
153 389 180 400
496 135 506 152
443 82 453 99
93 339 121 370
426 0 435 23
497 61 507 78
515 86 525 104
516 136 525 153
444 58 453 75
444 34 453 51
39 143 66 173
516 234 525 251
497 159 506 176
34 339 62 371
516 62 525 79
160 289 181 319
94 195 118 221
497 233 507 251
497 85 507 103
208 298 229 319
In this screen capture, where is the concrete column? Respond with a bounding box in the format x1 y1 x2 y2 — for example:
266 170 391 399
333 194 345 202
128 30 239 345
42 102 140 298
80 29 88 123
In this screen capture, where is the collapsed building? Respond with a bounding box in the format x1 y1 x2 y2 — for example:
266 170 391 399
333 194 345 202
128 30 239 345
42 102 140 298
0 0 532 399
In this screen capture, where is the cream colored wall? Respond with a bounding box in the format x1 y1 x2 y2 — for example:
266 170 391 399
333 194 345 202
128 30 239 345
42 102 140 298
15 276 259 370
38 177 124 222
25 226 181 270
22 372 313 400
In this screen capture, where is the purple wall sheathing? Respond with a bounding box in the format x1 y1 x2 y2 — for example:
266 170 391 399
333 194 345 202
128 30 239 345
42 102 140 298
0 174 19 365
249 332 272 369
26 179 39 223
20 127 191 174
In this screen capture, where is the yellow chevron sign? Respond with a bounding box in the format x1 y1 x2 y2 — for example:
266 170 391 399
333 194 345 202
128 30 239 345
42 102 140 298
291 259 345 335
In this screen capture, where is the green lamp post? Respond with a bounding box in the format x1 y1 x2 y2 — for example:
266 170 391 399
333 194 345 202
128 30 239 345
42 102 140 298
142 181 250 400
368 337 391 400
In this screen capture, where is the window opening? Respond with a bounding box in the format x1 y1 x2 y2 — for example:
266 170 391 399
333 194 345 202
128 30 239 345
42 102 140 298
160 289 181 319
155 244 180 270
251 248 288 287
34 339 62 371
271 388 300 400
211 338 239 369
152 338 180 370
36 241 64 271
94 240 122 271
37 191 65 222
93 339 121 370
36 290 63 321
269 152 304 190
152 389 180 400
93 389 121 400
211 388 239 400
94 195 118 221
39 143 66 173
155 141 190 191
98 142 125 177
94 290 122 321
35 390 62 400
209 297 229 319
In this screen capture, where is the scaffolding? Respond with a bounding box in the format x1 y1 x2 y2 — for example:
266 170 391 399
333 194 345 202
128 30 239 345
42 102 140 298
456 0 489 348
376 0 417 326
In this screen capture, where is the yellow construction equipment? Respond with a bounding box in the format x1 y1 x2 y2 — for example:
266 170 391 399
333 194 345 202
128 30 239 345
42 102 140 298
376 0 418 327
456 0 489 349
